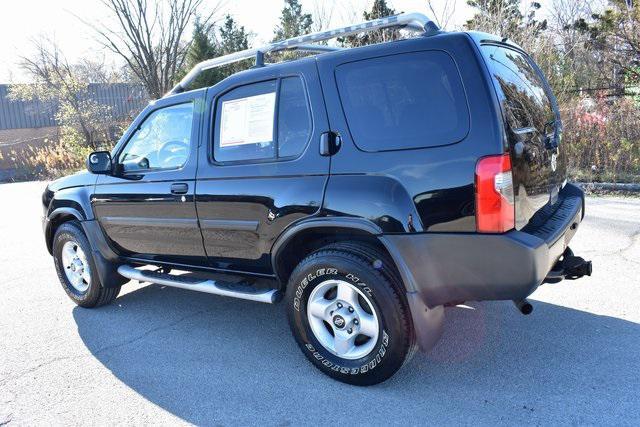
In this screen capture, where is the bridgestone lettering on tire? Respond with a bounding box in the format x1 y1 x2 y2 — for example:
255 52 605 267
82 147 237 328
285 243 415 385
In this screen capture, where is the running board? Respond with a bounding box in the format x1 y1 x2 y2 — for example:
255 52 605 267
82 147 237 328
117 265 281 304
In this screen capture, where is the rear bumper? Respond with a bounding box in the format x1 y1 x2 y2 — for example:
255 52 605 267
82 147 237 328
384 183 585 308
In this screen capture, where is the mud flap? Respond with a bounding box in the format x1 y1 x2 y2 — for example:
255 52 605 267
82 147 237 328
406 291 444 352
81 220 126 288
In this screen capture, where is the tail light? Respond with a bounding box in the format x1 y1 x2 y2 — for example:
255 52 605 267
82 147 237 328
475 153 515 233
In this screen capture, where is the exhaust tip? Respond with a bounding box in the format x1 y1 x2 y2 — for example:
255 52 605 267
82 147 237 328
513 299 533 315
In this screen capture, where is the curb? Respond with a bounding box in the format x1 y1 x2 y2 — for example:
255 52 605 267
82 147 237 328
575 182 640 193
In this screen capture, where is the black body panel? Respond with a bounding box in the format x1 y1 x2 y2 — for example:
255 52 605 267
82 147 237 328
471 33 568 228
316 33 504 233
385 183 584 307
195 58 330 275
92 90 207 265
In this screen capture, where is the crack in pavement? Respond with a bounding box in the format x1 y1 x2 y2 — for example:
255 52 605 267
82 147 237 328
0 414 13 426
0 355 80 388
620 230 640 265
577 228 640 258
94 309 207 358
0 310 207 388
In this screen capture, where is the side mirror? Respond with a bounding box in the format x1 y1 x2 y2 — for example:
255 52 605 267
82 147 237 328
87 151 112 175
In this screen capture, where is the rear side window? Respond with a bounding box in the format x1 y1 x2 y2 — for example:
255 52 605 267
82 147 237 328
481 45 555 132
214 77 311 163
335 51 469 152
278 77 312 158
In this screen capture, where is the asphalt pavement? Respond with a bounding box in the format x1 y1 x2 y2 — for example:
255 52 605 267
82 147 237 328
1 181 639 425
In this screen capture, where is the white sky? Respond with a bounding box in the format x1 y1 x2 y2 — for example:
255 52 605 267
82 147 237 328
0 0 551 83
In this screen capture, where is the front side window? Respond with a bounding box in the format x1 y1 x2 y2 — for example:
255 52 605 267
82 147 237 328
335 50 470 152
481 45 555 132
119 102 194 172
214 77 311 163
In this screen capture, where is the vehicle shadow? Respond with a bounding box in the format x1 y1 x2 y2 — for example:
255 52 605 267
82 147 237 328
72 284 640 425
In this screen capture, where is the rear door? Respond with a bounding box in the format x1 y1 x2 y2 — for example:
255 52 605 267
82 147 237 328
480 43 566 228
195 59 330 276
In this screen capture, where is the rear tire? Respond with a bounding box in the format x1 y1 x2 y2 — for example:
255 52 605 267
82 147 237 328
53 221 120 308
285 242 414 385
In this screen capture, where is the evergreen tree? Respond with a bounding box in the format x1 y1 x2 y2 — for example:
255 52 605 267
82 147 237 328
341 0 401 48
179 14 251 90
273 0 313 41
181 17 218 89
187 17 217 65
364 0 397 21
219 14 250 54
216 15 252 79
577 0 640 86
270 0 313 61
465 0 546 43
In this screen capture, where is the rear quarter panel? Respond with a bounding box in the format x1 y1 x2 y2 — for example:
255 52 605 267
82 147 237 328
317 33 505 232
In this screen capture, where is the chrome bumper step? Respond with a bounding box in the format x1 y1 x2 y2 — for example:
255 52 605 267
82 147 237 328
117 265 281 304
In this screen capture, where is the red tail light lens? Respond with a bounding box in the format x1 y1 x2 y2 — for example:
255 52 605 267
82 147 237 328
475 153 515 233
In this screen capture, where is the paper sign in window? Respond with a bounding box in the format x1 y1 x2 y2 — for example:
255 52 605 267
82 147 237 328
220 92 276 147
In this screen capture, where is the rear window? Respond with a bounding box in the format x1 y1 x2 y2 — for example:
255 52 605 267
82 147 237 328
335 50 469 152
481 45 555 132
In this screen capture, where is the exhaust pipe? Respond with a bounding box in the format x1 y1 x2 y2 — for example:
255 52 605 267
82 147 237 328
513 299 533 315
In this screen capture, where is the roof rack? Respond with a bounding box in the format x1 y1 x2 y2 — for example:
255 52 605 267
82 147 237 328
167 12 439 96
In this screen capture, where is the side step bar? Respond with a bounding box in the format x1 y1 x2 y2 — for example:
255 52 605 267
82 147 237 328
117 265 281 304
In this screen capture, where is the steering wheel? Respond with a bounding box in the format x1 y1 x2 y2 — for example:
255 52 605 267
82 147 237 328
157 140 189 168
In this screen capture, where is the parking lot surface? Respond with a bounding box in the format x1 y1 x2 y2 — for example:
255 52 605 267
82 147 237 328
1 181 639 425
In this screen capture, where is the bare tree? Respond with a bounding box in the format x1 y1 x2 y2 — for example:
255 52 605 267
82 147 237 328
75 57 123 84
10 37 113 149
87 0 221 99
546 0 603 95
465 1 548 53
311 0 335 32
550 0 594 48
426 0 458 29
590 1 640 84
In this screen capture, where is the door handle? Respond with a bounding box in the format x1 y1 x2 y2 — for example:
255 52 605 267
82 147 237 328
170 183 189 195
319 131 341 156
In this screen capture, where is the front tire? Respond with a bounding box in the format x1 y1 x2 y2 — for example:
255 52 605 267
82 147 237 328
286 243 414 385
53 221 120 308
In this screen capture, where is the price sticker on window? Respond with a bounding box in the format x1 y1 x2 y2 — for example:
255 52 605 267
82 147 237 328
220 92 276 147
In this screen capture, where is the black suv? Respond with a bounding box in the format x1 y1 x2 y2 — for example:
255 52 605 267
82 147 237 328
42 14 591 385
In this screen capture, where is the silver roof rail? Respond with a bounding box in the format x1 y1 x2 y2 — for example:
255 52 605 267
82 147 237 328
168 12 438 96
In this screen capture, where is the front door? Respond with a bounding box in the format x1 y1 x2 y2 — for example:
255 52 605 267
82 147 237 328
93 90 206 266
195 60 330 276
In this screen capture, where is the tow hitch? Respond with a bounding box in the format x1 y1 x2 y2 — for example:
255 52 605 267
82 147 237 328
513 248 592 315
544 247 592 283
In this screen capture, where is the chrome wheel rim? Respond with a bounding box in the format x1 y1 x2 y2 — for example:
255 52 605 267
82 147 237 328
306 279 380 360
61 241 91 293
